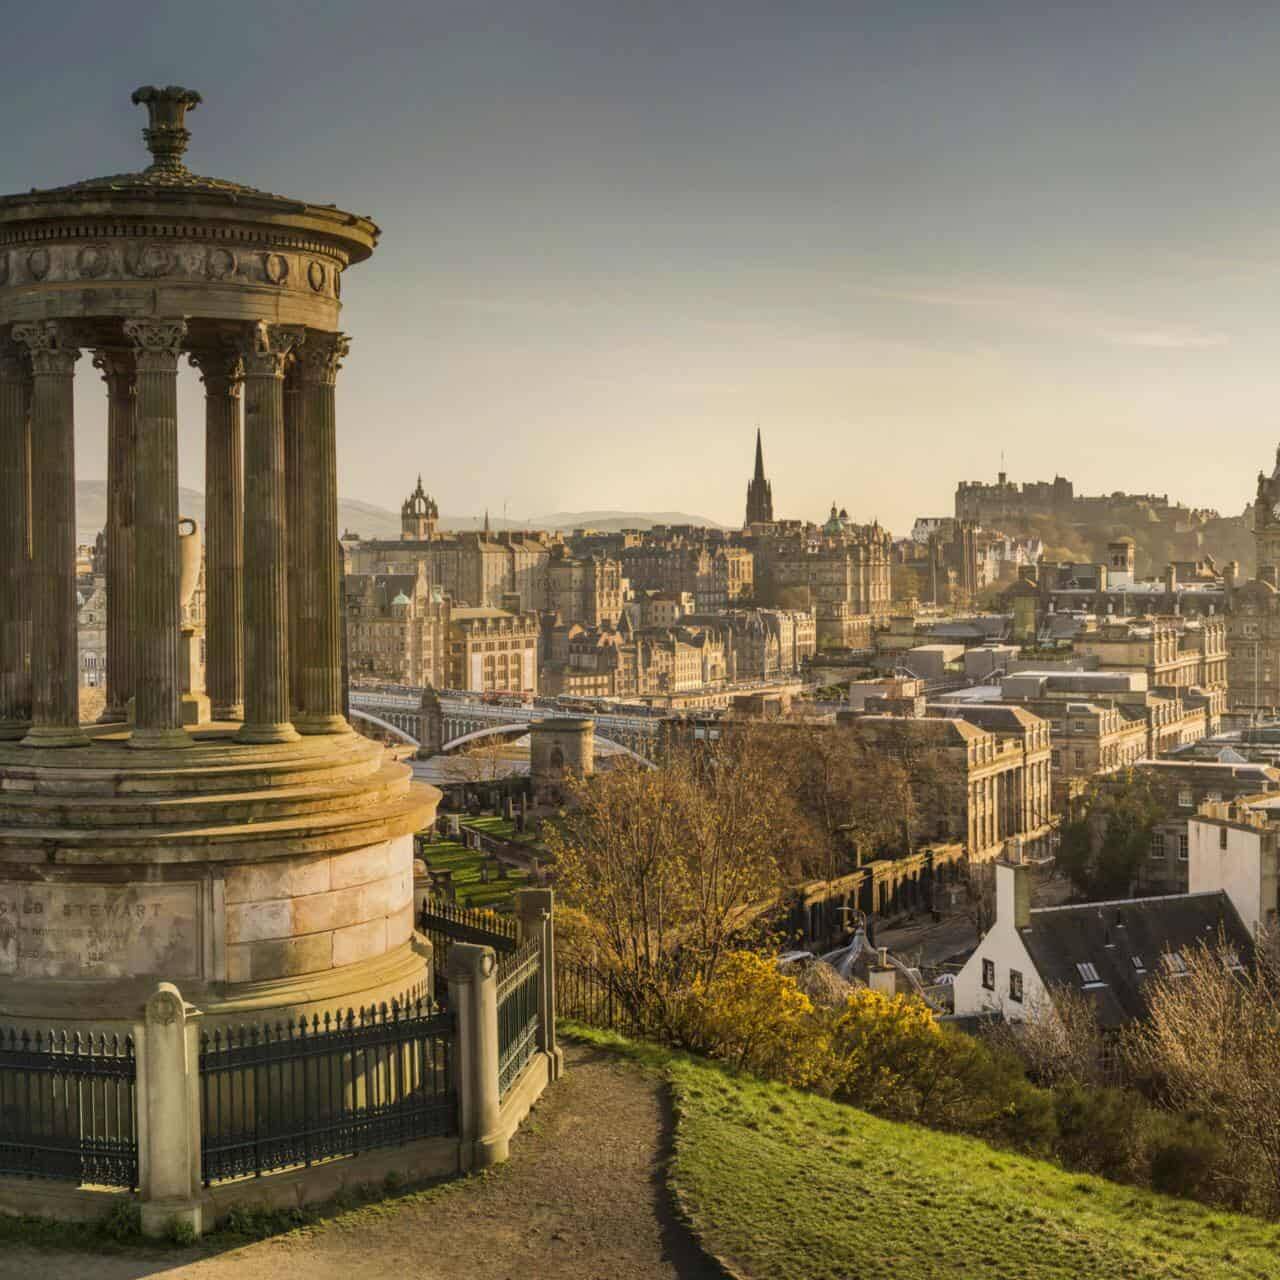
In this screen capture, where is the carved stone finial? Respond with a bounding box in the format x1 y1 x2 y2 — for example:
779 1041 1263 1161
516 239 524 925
131 85 203 173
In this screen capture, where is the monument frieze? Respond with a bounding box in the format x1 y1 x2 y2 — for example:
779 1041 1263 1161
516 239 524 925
0 239 344 298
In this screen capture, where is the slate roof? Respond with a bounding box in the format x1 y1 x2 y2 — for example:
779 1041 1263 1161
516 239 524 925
1020 891 1254 1027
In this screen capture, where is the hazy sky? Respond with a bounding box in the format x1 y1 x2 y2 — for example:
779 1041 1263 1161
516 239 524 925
5 1 1280 532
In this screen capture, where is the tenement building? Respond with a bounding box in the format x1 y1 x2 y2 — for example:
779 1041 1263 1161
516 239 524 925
448 606 540 694
0 88 437 1032
345 564 450 688
752 512 892 649
840 703 1054 863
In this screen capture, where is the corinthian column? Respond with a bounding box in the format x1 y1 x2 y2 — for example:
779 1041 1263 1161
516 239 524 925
189 347 243 721
92 349 137 725
283 363 303 719
294 332 350 734
238 322 305 744
12 321 87 748
123 318 191 749
0 342 32 739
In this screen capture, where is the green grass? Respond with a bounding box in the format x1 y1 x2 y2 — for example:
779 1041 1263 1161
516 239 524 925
418 824 530 909
461 814 544 848
566 1024 1280 1280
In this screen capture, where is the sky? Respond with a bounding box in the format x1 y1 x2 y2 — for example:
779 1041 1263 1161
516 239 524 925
4 0 1280 533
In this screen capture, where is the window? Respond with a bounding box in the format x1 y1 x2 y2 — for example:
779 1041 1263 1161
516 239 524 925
1051 750 1061 767
1178 834 1189 861
1076 962 1100 983
1132 954 1146 974
1163 950 1188 975
1073 750 1085 769
1220 827 1229 850
1150 832 1165 860
982 958 995 991
1009 969 1024 1003
1178 788 1193 809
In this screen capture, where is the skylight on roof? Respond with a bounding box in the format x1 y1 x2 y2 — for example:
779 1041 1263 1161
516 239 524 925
1076 962 1100 983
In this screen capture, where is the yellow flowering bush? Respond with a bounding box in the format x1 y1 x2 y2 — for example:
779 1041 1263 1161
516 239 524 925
675 951 829 1088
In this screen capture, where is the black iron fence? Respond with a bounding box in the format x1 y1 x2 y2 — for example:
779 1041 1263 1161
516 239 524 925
199 1000 456 1184
418 896 519 1001
0 1027 137 1188
555 959 651 1039
496 941 540 1097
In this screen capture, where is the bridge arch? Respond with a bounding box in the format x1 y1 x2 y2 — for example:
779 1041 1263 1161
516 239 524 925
350 708 421 748
442 723 654 767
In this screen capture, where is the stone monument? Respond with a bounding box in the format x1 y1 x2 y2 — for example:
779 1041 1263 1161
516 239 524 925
0 86 439 1028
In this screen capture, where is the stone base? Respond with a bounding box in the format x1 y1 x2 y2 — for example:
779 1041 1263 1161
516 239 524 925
129 725 195 750
19 724 90 748
296 713 349 736
180 691 211 726
238 720 301 744
140 1195 205 1240
0 726 440 1030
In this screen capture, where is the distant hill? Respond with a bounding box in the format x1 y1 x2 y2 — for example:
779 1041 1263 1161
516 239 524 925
74 483 725 543
527 510 727 533
75 482 404 544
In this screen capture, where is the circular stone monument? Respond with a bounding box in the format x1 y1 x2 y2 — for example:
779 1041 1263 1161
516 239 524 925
0 87 438 1027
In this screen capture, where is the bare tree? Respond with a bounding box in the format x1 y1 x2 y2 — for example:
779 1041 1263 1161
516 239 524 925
436 738 511 787
984 983 1105 1088
544 726 792 1031
1126 932 1280 1214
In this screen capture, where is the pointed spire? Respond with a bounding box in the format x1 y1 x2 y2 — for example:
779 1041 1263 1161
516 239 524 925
753 427 766 481
483 508 491 536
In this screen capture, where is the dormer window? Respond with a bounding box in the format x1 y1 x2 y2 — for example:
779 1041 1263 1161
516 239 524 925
1076 962 1101 983
1132 955 1146 974
1163 951 1189 976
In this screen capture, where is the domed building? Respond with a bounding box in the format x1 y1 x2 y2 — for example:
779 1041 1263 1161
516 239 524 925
0 86 439 1030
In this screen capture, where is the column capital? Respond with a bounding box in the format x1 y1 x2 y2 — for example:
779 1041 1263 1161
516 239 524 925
122 318 187 373
91 348 138 397
188 347 243 397
0 341 28 383
295 332 349 387
12 321 80 376
237 322 306 379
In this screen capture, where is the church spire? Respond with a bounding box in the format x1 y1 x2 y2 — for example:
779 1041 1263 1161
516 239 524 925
745 428 774 526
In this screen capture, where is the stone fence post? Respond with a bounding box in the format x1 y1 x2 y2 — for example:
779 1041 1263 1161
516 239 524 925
446 942 505 1169
133 982 205 1238
516 887 563 1081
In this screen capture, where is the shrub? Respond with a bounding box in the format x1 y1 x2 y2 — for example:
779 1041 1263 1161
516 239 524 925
99 1200 141 1243
1146 1112 1230 1204
166 1216 197 1247
674 951 829 1088
989 1077 1058 1154
826 988 944 1117
1053 1083 1147 1180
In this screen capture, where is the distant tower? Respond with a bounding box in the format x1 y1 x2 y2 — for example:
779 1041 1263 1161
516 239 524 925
1255 443 1280 575
401 475 438 541
745 428 774 526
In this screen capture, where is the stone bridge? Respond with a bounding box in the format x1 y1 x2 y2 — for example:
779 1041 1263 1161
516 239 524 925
349 688 662 762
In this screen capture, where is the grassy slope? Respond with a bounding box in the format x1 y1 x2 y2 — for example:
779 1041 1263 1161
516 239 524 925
566 1026 1280 1280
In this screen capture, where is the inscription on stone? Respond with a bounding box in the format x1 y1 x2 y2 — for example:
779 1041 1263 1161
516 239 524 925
0 883 201 980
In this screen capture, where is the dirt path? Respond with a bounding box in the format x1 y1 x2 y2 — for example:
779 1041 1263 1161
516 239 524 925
0 1041 724 1280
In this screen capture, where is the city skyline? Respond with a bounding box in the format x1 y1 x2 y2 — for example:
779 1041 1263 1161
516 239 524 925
7 2 1280 531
